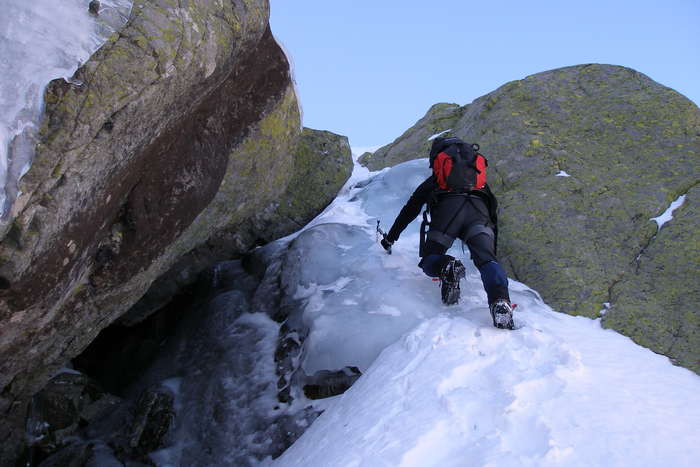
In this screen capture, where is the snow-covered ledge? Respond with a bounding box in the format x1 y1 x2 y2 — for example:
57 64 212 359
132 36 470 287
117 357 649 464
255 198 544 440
650 193 687 230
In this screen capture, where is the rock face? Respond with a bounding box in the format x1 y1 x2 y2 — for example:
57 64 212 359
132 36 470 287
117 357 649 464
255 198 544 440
0 0 352 463
358 103 462 170
120 126 353 326
359 64 700 373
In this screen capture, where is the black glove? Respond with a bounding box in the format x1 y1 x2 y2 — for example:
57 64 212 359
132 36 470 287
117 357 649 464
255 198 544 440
380 236 394 254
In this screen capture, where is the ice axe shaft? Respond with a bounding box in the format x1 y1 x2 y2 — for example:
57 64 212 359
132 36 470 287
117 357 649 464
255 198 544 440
376 220 392 254
376 220 387 238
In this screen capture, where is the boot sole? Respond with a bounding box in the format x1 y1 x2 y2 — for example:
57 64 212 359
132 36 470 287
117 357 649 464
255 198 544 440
491 310 514 330
441 282 460 305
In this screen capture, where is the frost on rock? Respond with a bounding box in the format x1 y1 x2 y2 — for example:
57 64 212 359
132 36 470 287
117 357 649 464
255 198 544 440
0 0 132 216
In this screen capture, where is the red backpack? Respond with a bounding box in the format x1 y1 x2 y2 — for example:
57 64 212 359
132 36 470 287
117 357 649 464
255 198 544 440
428 137 487 192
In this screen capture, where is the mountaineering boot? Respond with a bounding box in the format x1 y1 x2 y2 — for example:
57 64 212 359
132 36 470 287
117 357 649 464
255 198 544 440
440 257 466 305
489 299 514 330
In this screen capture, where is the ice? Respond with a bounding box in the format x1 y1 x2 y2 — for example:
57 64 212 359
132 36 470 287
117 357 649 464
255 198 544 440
115 155 700 465
0 0 132 216
277 160 475 376
353 158 431 237
650 194 686 229
142 287 290 466
266 158 700 465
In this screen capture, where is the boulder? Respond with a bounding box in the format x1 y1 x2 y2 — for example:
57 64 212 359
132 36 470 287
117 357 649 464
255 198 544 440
603 184 699 368
359 103 462 170
126 388 175 458
118 126 352 326
359 64 700 373
26 372 121 458
0 0 352 463
264 128 354 240
303 366 362 400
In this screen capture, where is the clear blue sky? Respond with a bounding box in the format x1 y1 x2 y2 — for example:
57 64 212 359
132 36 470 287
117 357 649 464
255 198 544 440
270 0 700 147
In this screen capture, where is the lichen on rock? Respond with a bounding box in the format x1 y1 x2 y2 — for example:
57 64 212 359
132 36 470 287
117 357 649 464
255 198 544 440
359 64 700 373
359 103 463 170
0 1 352 463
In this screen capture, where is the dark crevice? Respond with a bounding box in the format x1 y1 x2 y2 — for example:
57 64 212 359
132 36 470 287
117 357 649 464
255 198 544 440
72 286 197 396
633 181 697 272
603 275 624 315
506 257 522 282
490 162 510 193
634 227 658 274
606 181 697 320
664 326 684 357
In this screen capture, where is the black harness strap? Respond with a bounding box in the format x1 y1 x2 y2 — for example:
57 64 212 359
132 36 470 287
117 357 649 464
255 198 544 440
420 191 494 256
419 209 430 257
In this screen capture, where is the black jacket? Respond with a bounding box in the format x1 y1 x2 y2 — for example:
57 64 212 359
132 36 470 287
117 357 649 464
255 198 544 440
387 175 499 248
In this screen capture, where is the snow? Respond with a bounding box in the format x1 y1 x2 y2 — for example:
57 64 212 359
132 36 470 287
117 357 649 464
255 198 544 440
555 170 571 177
277 311 700 466
650 194 686 229
9 3 699 465
0 0 132 215
266 158 700 466
428 129 452 141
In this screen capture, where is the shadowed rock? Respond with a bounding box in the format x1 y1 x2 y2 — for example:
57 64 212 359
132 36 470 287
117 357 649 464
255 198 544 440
0 1 352 463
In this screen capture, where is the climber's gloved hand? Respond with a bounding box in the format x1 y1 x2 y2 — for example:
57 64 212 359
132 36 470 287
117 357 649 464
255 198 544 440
380 236 394 254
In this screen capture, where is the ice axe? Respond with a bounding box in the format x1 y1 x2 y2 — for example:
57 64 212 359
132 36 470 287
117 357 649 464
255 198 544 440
376 220 392 254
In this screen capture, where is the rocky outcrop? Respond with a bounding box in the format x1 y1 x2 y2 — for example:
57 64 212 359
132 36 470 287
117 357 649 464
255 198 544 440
359 64 700 373
267 128 353 239
0 0 352 463
119 126 353 326
603 184 699 368
359 103 463 170
26 372 122 460
25 371 177 465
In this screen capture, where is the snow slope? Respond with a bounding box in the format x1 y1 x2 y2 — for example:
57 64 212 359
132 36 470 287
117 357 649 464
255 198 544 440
269 157 700 466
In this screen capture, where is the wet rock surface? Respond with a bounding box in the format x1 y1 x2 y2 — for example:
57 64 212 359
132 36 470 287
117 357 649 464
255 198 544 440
0 0 352 463
51 255 333 466
26 372 122 461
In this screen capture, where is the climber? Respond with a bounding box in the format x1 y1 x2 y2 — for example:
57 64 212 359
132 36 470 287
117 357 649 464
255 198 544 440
379 137 514 329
